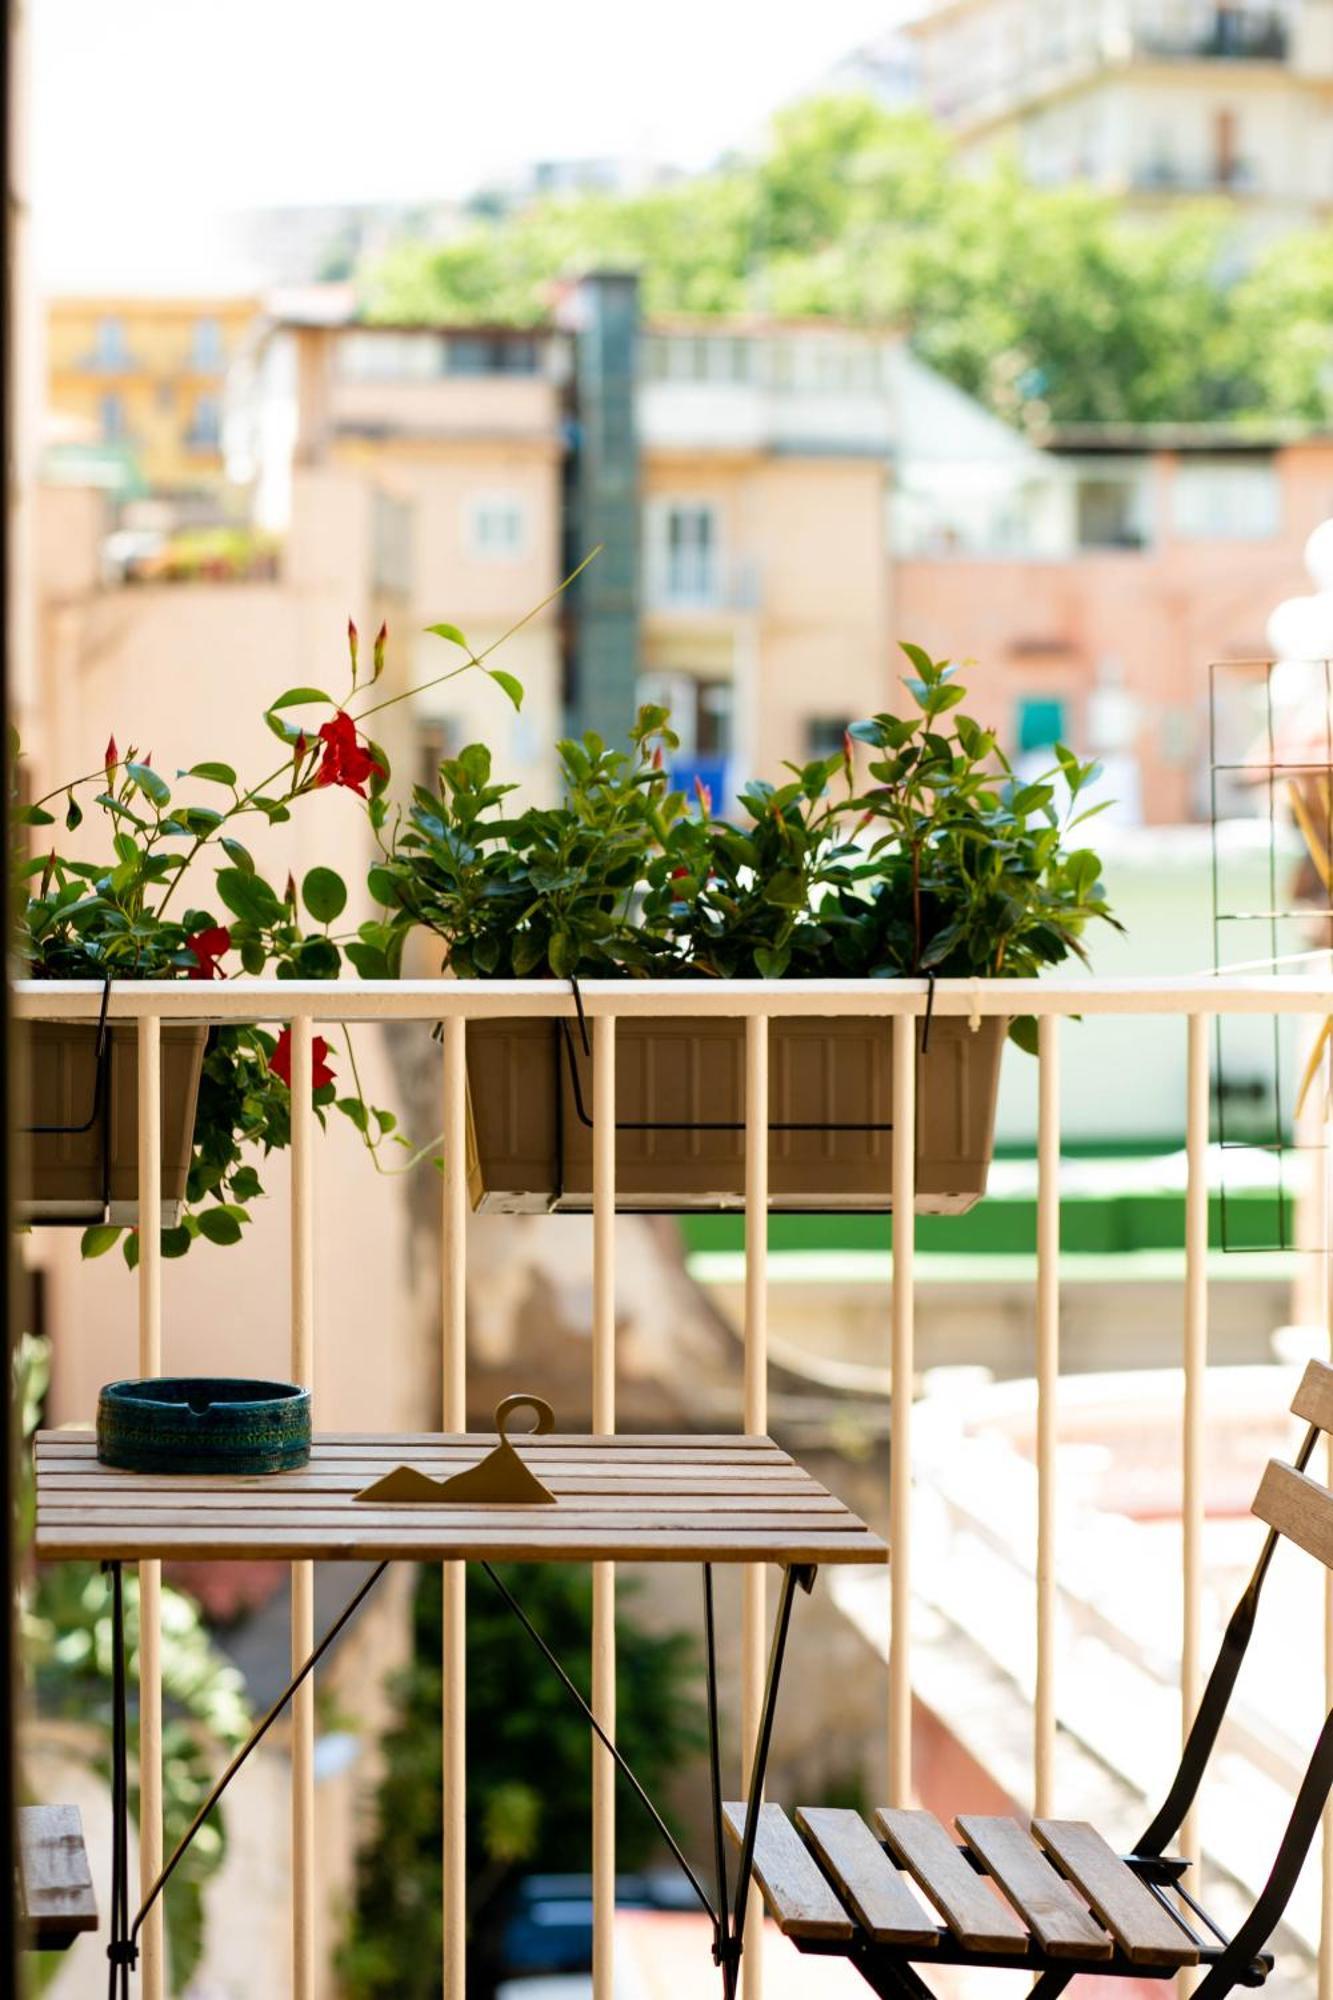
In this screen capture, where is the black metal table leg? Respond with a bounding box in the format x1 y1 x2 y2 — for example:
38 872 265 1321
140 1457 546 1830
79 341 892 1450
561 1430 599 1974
702 1565 735 1990
106 1561 131 2000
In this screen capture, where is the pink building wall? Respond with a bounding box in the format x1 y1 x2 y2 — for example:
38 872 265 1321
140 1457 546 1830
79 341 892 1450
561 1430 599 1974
895 442 1333 823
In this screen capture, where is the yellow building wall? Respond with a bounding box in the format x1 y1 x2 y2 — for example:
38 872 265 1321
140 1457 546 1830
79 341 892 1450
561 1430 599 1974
46 295 257 493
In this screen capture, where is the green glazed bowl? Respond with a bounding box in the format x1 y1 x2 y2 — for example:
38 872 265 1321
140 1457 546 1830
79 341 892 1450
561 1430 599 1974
96 1377 311 1476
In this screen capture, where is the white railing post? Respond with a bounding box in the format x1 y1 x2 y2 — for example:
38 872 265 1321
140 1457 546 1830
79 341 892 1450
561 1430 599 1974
289 1016 315 2000
592 1015 617 2000
1034 1014 1061 1818
889 1013 916 1805
742 1012 769 1999
1182 1015 1210 1897
1323 1051 1333 2000
136 1015 164 2000
442 1017 468 2000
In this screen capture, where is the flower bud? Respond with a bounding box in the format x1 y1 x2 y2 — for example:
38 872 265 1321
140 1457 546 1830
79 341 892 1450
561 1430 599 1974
373 622 387 683
104 734 118 780
347 617 359 682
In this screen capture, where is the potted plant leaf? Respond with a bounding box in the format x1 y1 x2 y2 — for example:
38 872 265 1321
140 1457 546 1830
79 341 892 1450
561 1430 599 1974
373 646 1117 1214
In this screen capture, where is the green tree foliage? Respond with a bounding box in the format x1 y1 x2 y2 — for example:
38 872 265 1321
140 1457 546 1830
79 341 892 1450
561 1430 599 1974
336 1563 702 1998
362 93 1333 430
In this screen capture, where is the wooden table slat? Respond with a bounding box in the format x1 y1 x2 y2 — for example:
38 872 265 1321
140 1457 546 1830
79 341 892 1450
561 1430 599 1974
34 1434 886 1568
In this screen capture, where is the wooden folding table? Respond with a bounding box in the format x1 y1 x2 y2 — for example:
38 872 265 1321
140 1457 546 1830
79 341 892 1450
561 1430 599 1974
35 1425 887 1997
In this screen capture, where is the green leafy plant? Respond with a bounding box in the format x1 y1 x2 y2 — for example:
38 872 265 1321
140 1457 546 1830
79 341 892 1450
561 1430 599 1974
17 1336 249 1994
375 648 1117 1028
372 707 691 979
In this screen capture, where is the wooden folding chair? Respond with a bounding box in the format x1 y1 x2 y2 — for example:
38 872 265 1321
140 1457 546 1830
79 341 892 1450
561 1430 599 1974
725 1357 1333 1996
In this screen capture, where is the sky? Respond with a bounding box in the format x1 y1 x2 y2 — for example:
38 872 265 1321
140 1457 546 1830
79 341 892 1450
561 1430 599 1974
29 0 904 290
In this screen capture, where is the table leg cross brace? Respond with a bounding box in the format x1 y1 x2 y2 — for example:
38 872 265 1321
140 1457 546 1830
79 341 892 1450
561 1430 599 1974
104 1557 390 1996
481 1558 815 1996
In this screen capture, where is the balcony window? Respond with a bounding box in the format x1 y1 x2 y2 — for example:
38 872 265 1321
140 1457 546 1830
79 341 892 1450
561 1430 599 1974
1171 457 1280 539
192 316 224 371
99 390 125 442
638 669 733 801
807 716 853 760
1074 468 1153 549
1134 4 1290 61
338 332 445 382
445 335 539 376
468 494 527 559
652 503 719 606
92 316 127 371
187 394 221 451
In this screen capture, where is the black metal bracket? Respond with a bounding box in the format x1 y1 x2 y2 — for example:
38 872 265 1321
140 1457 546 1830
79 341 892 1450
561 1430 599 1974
561 977 900 1136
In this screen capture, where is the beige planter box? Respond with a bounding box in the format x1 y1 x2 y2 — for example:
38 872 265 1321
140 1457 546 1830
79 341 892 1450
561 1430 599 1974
19 1021 209 1226
466 1012 1008 1215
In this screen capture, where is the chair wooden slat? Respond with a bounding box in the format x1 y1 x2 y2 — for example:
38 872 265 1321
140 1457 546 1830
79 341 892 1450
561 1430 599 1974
724 1803 856 1941
1292 1359 1333 1435
1252 1460 1333 1571
1032 1821 1198 1968
18 1805 97 1949
957 1816 1113 1960
796 1807 940 1946
874 1809 1028 1954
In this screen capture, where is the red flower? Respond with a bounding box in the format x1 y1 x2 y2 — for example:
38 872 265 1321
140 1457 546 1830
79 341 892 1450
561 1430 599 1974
314 710 385 797
270 1027 336 1093
184 925 231 981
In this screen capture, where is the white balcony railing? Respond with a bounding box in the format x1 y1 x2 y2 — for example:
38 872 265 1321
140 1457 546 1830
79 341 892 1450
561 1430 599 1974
16 971 1333 2000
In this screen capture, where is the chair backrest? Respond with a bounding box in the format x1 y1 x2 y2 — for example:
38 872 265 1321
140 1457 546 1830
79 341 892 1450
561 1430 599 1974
1252 1359 1333 1570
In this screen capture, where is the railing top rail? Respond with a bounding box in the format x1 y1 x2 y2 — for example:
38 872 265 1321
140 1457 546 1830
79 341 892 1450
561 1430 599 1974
13 973 1333 1023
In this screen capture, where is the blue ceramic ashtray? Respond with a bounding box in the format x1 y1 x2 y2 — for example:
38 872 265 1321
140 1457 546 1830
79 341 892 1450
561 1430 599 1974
96 1378 311 1476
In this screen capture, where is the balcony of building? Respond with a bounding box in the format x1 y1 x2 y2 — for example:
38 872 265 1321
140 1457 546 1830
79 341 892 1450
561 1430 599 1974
15 963 1333 1998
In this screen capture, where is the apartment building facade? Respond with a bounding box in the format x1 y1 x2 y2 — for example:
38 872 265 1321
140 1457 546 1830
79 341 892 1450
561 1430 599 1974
45 295 256 501
904 0 1333 222
232 279 900 801
896 427 1333 822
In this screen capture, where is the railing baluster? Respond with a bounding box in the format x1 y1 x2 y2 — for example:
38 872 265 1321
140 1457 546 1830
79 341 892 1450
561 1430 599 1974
1035 1014 1060 1818
1323 1066 1333 2000
592 1014 617 2000
742 1011 769 1999
889 1013 916 1805
289 1015 315 2000
137 1015 164 2000
1182 1015 1210 1905
442 1017 468 2000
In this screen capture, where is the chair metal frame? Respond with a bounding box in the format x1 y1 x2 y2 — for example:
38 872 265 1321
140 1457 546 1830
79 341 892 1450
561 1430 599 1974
735 1382 1333 1996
